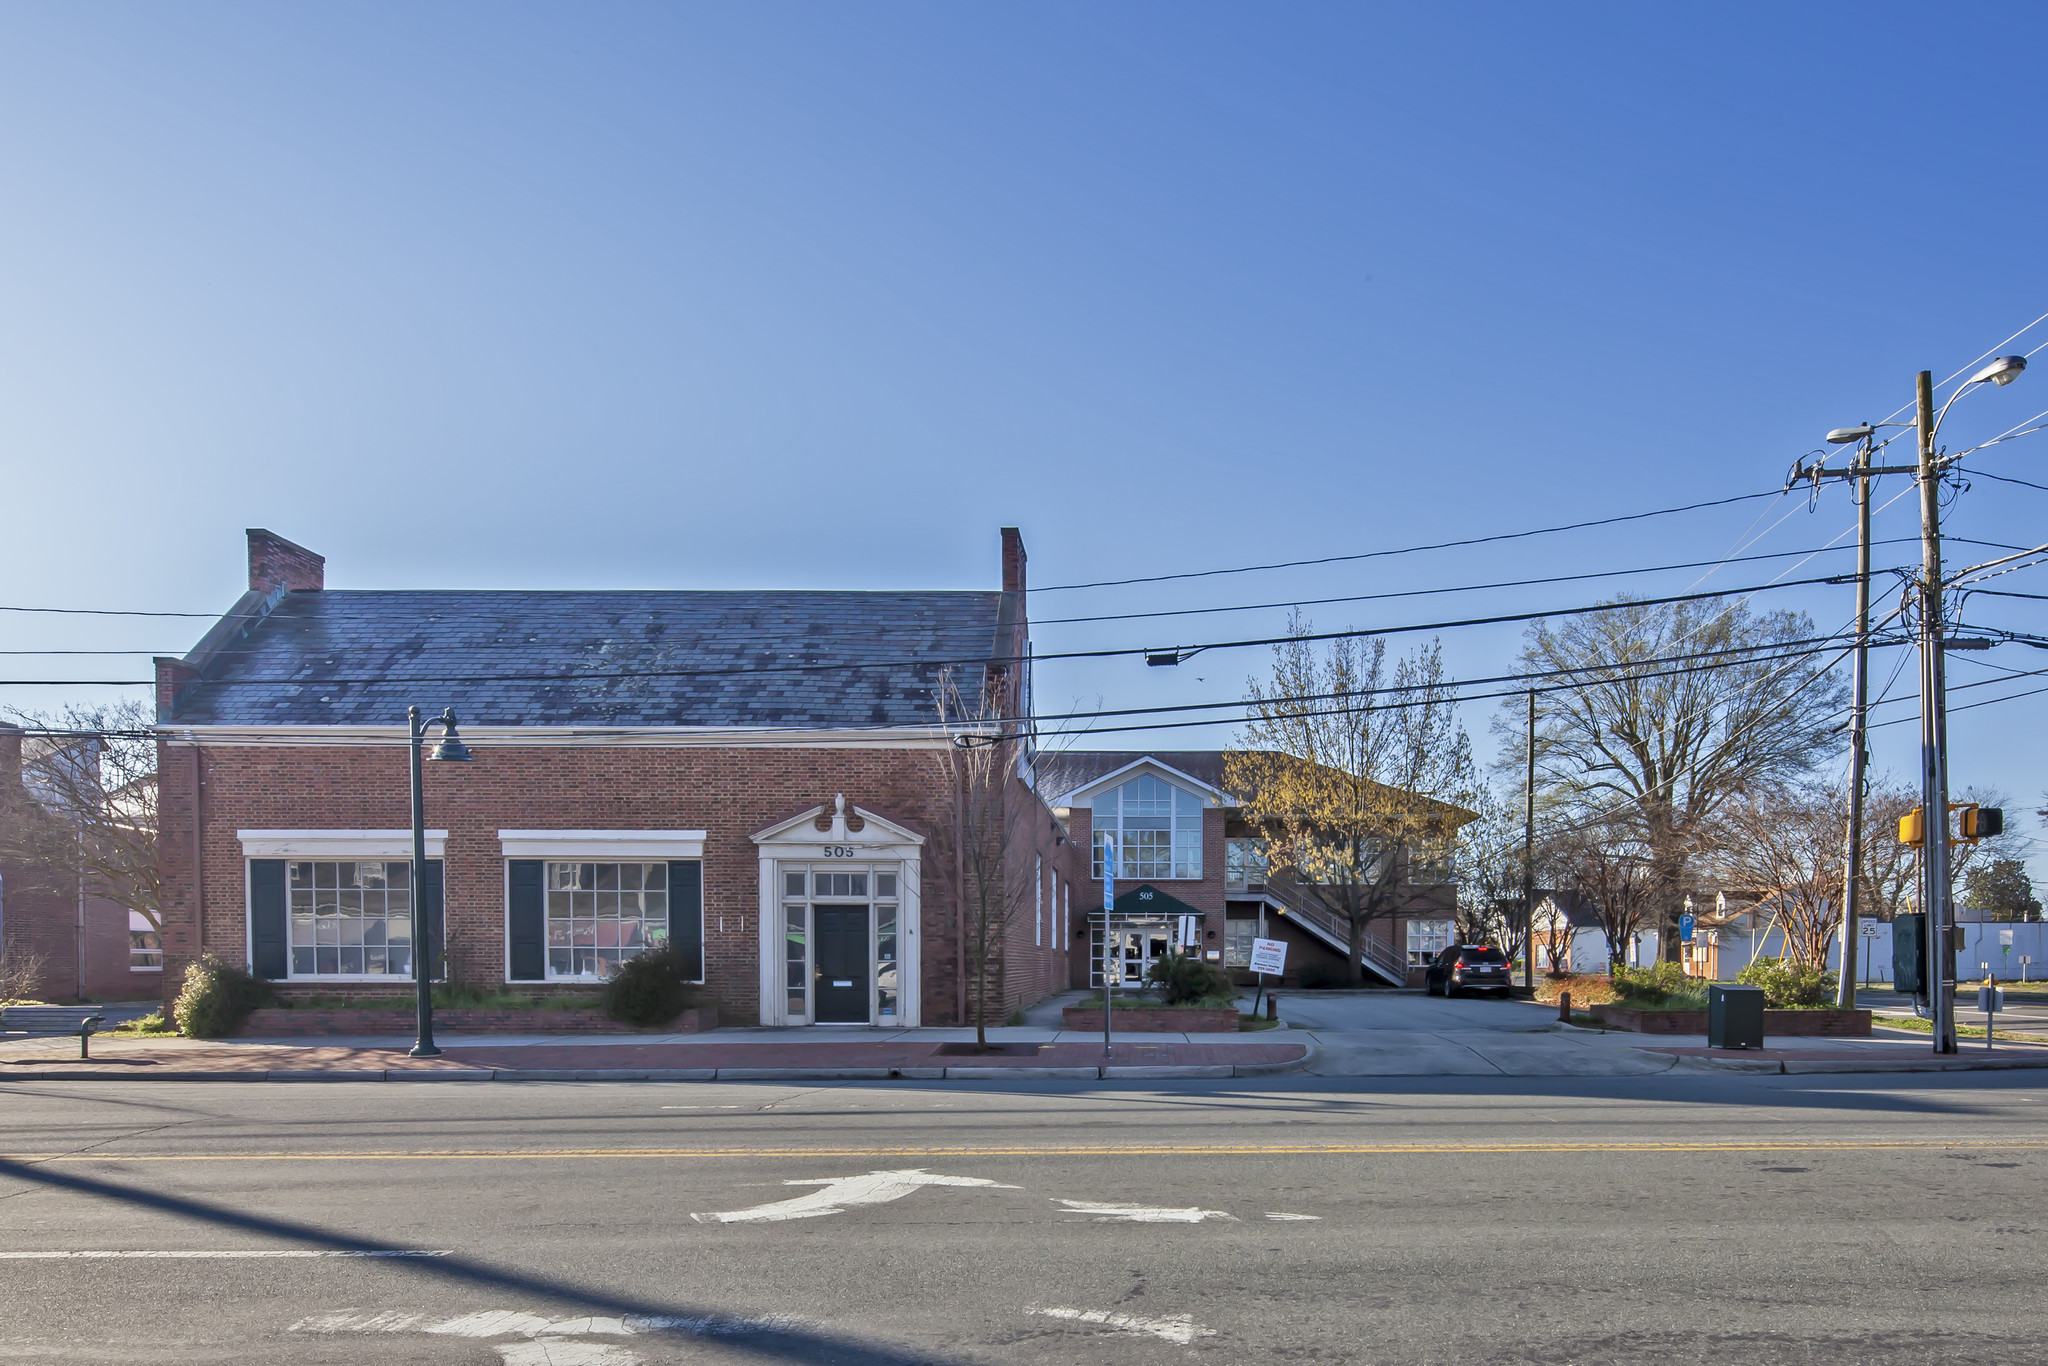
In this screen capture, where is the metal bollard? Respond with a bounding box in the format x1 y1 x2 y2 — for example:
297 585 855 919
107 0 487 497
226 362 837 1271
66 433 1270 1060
1266 995 1278 1022
1558 990 1571 1023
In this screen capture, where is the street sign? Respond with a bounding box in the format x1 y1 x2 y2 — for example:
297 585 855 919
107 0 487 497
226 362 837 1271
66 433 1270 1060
1249 938 1288 977
1679 913 1695 944
1102 836 1115 911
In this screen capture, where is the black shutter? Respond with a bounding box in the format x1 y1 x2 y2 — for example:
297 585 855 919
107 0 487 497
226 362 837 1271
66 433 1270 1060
420 859 445 982
508 860 545 982
250 859 288 979
669 860 703 981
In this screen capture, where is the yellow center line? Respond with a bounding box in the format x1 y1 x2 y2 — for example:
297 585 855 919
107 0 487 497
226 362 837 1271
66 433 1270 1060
4 1138 2045 1162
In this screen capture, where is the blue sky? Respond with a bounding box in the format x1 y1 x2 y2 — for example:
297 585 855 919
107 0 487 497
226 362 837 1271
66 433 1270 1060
3 3 2045 872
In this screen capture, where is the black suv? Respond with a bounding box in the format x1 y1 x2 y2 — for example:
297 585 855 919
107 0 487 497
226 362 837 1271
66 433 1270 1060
1425 944 1513 998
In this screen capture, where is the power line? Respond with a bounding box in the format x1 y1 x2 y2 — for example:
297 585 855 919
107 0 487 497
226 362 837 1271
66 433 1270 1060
1033 488 1788 593
1032 540 1914 628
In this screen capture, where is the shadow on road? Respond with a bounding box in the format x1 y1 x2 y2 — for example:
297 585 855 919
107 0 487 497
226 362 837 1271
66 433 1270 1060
0 1156 973 1366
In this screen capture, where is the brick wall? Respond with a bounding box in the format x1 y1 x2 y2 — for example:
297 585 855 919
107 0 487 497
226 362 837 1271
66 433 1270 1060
155 739 1087 1027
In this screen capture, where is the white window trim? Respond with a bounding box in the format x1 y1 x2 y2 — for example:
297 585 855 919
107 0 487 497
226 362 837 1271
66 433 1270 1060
239 829 446 858
750 796 924 1028
498 830 707 860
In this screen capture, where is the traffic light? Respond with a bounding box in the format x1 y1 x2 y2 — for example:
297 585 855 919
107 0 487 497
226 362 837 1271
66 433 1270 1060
1899 809 1926 848
1961 806 2003 841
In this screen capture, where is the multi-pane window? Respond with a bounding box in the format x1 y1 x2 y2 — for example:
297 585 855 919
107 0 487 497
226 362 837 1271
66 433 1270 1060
289 860 414 977
1224 839 1269 892
1092 775 1203 881
1223 918 1258 966
781 867 899 1022
129 911 162 971
1408 837 1456 885
545 861 668 981
1407 917 1455 965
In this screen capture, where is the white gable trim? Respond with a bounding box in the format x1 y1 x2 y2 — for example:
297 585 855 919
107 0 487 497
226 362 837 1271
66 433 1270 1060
498 830 707 860
1060 756 1232 807
238 829 446 859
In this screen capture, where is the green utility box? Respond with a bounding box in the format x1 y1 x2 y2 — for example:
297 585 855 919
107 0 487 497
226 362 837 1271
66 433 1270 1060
1708 984 1766 1050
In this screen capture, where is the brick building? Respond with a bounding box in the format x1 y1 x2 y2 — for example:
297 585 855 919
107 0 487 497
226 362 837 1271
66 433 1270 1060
152 528 1079 1028
1038 751 1468 988
0 725 159 1003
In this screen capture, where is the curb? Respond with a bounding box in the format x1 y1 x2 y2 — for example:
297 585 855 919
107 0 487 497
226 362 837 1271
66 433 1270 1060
0 1054 1313 1084
1660 1052 2048 1076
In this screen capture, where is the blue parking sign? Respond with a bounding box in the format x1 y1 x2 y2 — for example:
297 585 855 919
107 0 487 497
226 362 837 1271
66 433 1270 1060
1679 913 1695 944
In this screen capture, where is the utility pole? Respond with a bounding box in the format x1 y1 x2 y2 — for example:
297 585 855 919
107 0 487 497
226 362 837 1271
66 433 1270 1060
1836 431 1873 1009
1522 689 1536 990
1915 370 1959 1054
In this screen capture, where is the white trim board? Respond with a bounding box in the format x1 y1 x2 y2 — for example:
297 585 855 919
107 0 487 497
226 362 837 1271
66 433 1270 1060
497 830 708 860
238 829 447 858
1055 756 1233 807
159 724 963 751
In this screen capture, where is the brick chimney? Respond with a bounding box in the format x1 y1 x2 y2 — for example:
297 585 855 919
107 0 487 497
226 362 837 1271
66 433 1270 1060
1000 527 1027 596
247 529 324 594
0 721 20 793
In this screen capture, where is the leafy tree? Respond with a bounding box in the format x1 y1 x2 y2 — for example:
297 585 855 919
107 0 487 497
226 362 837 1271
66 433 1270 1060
1498 597 1847 952
1228 620 1478 985
1964 858 2041 922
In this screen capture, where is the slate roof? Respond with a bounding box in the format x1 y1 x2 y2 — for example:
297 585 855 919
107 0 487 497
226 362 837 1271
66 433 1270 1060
163 589 1004 729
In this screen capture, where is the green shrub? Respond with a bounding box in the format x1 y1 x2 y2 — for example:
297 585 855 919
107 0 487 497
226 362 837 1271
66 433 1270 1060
1737 958 1836 1008
1611 962 1708 1010
1145 952 1234 1006
172 955 272 1038
603 943 701 1027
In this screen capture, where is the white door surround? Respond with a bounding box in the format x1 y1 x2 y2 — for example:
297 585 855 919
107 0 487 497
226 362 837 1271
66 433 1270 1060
751 796 925 1028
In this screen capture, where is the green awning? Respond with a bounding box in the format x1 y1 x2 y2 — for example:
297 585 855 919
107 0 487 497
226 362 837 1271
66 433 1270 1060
1096 883 1204 920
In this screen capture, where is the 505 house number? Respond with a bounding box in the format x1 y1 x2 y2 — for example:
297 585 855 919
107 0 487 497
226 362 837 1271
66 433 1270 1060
821 846 858 858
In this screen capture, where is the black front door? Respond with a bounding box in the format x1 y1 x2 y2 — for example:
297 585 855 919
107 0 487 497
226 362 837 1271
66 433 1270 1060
813 906 871 1024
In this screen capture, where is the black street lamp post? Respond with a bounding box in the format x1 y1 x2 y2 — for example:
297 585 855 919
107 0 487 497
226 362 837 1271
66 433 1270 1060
408 706 472 1058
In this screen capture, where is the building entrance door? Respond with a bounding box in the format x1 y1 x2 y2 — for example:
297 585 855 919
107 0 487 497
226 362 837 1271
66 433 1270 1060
1092 921 1171 987
813 906 871 1024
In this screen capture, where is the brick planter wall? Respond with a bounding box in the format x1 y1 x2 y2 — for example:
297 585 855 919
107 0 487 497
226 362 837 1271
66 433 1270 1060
1591 1005 1871 1036
236 1003 718 1036
1061 1005 1241 1033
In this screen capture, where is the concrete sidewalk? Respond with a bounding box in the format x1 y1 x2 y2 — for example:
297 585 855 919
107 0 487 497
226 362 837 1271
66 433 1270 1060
0 1027 1309 1083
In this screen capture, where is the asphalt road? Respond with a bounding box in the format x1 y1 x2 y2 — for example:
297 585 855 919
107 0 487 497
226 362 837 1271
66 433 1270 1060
5 1072 2047 1364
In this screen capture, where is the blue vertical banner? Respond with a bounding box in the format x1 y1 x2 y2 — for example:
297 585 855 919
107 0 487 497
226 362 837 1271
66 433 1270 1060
1102 835 1115 911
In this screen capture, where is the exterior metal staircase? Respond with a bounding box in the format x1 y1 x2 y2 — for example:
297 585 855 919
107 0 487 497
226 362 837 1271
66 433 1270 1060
1257 877 1412 986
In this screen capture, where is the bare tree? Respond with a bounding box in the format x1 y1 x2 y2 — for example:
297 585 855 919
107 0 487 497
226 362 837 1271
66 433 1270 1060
931 668 1033 1051
1709 784 1846 971
1228 620 1478 984
1498 597 1848 954
1 701 160 932
0 944 50 1004
1556 815 1656 971
1455 783 1533 966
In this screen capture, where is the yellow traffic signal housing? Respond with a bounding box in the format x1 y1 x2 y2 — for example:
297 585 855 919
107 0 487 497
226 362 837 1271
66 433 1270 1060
1960 805 2004 841
1899 808 1926 848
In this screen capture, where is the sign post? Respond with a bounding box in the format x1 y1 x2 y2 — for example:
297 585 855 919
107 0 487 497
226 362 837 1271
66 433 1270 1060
1101 836 1115 1059
1248 937 1288 1020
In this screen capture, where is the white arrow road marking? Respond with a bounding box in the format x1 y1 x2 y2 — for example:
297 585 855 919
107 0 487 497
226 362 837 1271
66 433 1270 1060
692 1169 1016 1224
495 1343 640 1366
1032 1307 1218 1346
1 1249 449 1259
1264 1212 1322 1221
1054 1199 1236 1223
